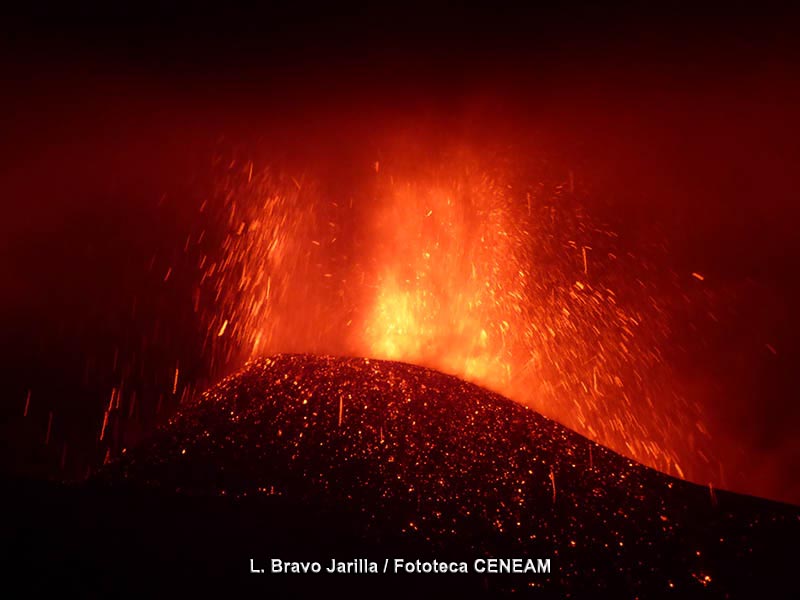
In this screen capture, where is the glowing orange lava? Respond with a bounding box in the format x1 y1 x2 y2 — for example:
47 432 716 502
193 151 711 484
362 175 524 389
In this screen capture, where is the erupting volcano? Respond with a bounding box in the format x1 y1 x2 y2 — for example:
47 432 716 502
4 4 799 599
5 149 797 598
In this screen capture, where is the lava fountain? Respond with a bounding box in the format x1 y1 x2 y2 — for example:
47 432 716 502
189 148 709 485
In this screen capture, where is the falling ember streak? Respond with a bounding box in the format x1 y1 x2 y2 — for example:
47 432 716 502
691 272 705 281
217 320 228 337
100 411 109 441
338 396 343 427
23 389 31 417
100 391 115 442
549 466 557 503
173 366 180 395
582 246 589 276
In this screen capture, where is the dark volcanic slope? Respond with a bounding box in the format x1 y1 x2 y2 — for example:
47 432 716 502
91 354 797 597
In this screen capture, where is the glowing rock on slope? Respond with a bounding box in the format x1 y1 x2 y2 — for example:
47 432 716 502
104 354 797 596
